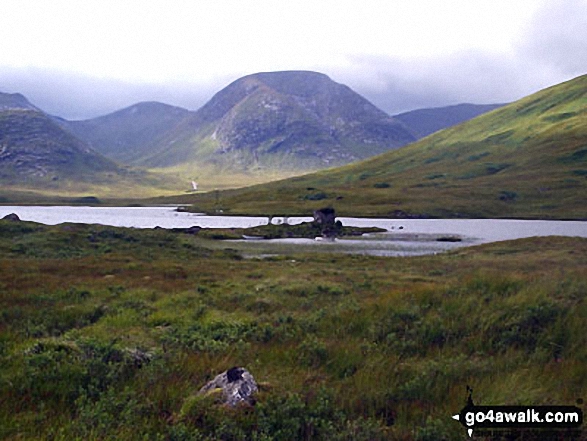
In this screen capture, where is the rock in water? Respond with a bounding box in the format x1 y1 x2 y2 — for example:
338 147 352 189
313 207 335 226
2 213 20 221
313 207 342 238
198 367 258 406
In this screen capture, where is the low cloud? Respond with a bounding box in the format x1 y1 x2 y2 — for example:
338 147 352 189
0 67 232 120
521 0 587 77
328 51 529 115
334 0 587 115
1 0 585 120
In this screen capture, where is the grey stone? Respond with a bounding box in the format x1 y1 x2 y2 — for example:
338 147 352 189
198 366 258 406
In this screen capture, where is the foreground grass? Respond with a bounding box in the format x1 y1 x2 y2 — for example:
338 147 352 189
0 220 586 440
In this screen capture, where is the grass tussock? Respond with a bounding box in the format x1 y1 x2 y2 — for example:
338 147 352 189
0 220 586 439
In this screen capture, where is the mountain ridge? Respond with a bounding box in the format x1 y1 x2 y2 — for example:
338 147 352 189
394 103 506 138
181 73 587 220
61 101 190 164
0 103 183 197
0 92 41 112
0 71 526 196
130 70 418 173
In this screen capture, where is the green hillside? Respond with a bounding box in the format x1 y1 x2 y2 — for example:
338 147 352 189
183 74 587 219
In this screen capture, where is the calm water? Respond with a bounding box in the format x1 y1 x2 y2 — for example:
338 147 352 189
2 206 586 256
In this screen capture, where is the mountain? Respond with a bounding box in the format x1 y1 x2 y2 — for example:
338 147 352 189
394 103 505 139
92 71 417 176
0 96 183 198
183 74 587 220
0 109 120 182
56 72 504 191
0 92 41 112
62 102 190 164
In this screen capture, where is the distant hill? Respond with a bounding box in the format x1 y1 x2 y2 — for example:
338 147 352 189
62 102 190 164
0 98 183 198
0 109 119 182
394 103 505 139
52 72 507 191
79 71 416 178
183 74 587 220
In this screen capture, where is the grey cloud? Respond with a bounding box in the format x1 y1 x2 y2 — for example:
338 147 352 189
520 0 587 76
328 0 587 116
329 52 533 115
0 67 230 120
1 0 585 121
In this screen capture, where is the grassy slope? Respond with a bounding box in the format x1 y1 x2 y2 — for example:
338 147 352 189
0 220 586 439
0 171 187 201
181 74 587 219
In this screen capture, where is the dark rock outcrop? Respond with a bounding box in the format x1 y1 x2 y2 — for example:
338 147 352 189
2 213 20 221
198 367 258 407
313 207 335 225
313 207 342 238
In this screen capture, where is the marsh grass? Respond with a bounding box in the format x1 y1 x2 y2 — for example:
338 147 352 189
0 220 586 439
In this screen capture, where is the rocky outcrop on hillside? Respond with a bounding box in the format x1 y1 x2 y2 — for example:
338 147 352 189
1 213 20 221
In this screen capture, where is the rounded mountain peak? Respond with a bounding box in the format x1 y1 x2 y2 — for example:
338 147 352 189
243 71 335 97
198 71 342 122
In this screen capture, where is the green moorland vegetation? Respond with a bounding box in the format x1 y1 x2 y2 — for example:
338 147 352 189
177 74 587 219
0 219 586 440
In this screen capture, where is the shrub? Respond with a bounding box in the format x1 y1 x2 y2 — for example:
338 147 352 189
303 192 328 201
499 190 518 201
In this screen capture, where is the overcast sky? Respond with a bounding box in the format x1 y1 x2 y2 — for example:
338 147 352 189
0 0 585 120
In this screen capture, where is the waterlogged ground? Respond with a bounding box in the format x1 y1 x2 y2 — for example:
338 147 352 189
219 233 471 258
0 219 586 440
2 205 587 257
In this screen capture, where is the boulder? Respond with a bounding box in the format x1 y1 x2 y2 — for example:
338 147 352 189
2 213 20 221
313 207 341 238
198 366 258 407
313 207 335 225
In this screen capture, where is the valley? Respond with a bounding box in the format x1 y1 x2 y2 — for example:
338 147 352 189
1 71 586 440
1 71 508 199
181 74 587 220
